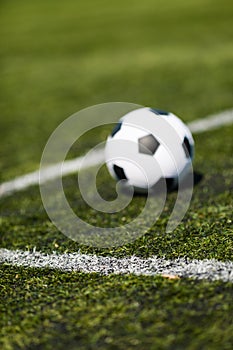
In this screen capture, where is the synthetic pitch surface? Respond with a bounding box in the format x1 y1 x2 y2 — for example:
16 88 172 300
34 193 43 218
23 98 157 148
0 1 233 349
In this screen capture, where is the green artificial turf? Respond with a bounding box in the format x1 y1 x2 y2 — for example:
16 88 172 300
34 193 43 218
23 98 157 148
1 266 233 350
0 0 233 181
1 0 233 349
1 124 232 259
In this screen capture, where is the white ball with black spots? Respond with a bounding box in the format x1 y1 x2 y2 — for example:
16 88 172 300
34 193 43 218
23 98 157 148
105 107 194 193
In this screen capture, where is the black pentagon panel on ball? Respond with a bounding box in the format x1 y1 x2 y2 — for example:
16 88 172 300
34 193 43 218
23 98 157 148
113 164 127 180
138 134 160 155
111 122 122 137
182 136 192 158
150 108 169 116
165 178 176 190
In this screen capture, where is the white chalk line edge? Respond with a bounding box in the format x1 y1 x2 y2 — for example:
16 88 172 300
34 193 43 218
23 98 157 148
0 248 232 281
0 108 233 197
0 109 233 281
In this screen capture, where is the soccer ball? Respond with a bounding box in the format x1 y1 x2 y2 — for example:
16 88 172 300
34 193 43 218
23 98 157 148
105 107 194 193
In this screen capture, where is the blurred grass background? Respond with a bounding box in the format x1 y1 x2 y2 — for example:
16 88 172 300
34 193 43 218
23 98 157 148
0 0 232 182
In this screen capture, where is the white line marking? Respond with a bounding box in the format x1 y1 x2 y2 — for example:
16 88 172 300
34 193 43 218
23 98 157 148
0 149 105 197
188 109 233 133
0 248 232 281
0 108 233 198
